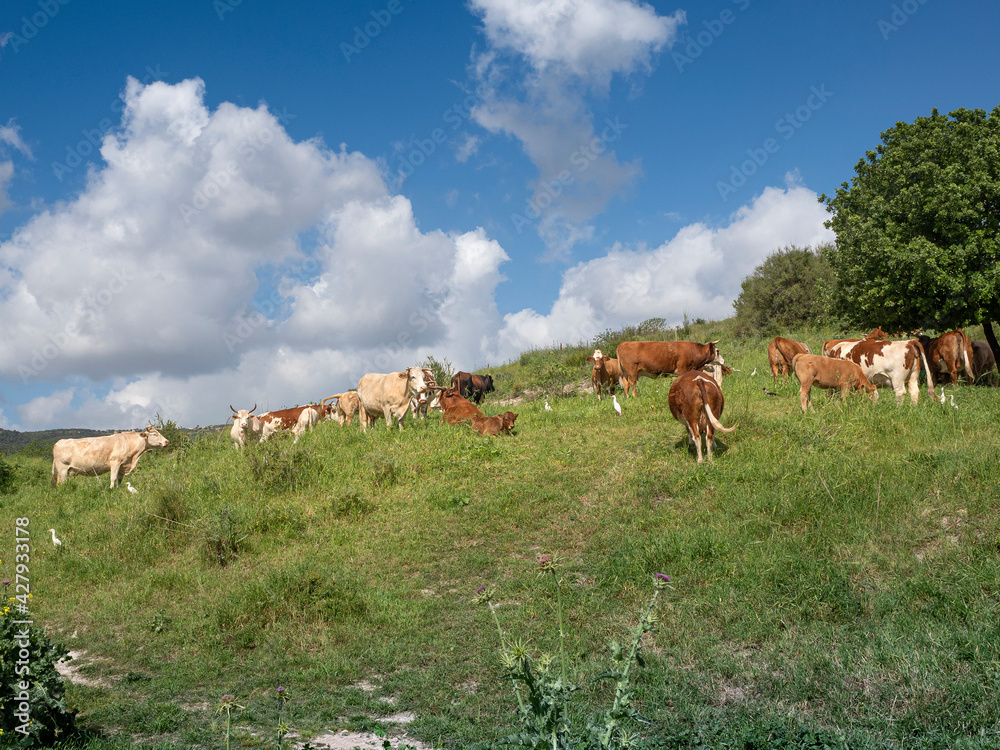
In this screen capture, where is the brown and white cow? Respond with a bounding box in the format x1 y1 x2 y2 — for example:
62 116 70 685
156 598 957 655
825 338 933 404
471 411 519 436
917 330 975 387
323 392 360 426
821 326 887 356
410 368 443 419
230 404 261 449
51 426 170 488
258 404 332 443
616 340 724 398
792 353 878 412
357 367 431 431
767 337 811 382
667 370 735 463
972 340 998 385
585 349 622 401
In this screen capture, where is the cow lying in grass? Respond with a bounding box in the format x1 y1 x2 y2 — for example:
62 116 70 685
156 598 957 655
792 353 878 412
434 387 486 425
667 370 735 464
471 411 518 436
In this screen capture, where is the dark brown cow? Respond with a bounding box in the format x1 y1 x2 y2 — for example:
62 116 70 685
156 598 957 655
451 371 496 404
821 326 887 356
792 353 878 412
917 330 975 387
471 411 518 436
616 340 724 398
667 370 735 463
972 340 998 385
435 387 486 425
767 337 810 382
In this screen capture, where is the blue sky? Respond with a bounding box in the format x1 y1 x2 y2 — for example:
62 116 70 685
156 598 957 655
0 0 997 430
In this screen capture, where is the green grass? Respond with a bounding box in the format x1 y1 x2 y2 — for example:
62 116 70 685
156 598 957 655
5 320 1000 748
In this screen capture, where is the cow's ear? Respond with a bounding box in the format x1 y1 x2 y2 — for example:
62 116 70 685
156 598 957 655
586 357 595 362
232 415 239 420
398 372 407 379
708 340 720 345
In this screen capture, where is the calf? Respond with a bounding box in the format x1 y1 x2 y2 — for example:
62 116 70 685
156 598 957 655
972 340 998 385
767 337 810 382
471 411 518 436
323 392 360 426
667 370 735 463
792 353 878 412
585 349 621 401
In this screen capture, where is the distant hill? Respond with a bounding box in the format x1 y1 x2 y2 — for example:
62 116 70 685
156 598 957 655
0 427 116 454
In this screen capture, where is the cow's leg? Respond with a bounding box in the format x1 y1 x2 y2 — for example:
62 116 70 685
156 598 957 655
905 371 920 405
800 383 811 412
108 462 122 489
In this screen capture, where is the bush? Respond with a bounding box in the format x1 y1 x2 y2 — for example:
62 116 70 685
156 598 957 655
732 245 836 335
0 455 15 494
0 592 78 745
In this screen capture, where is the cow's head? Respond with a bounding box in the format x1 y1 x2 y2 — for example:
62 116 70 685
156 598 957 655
404 367 430 404
140 425 170 448
865 326 887 341
707 340 725 365
501 411 518 433
482 374 496 393
231 404 258 430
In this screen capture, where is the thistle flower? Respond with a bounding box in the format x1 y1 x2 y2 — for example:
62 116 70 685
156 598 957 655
653 573 672 589
472 583 497 605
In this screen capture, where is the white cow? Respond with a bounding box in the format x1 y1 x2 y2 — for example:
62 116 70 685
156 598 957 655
52 427 170 488
230 404 261 449
358 367 431 432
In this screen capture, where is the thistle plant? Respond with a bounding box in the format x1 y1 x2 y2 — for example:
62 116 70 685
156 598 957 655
215 693 244 750
275 682 290 749
475 559 671 750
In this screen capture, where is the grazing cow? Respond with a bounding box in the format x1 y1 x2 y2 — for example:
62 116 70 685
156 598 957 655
471 411 519 436
230 404 260 449
357 367 431 431
434 387 486 425
51 426 170 488
323 392 360 426
917 330 975 387
451 371 496 404
792 353 878 412
585 349 622 401
767 337 811 382
258 404 332 443
410 368 443 419
821 326 887 356
667 370 735 463
616 340 724 398
826 338 933 404
972 341 998 385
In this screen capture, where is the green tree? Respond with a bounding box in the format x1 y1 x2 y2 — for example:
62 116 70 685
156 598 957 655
822 107 1000 357
732 245 836 335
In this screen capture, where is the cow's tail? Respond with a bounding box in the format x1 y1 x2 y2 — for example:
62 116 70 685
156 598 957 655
50 461 58 488
961 332 975 382
914 339 936 400
697 379 736 433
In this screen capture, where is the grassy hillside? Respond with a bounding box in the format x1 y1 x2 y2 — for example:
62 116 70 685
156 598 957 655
3 319 1000 749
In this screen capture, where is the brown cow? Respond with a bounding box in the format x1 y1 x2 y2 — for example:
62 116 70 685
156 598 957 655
767 337 810 382
917 330 975 387
972 340 998 385
322 392 360 427
667 370 735 463
616 340 724 398
792 353 878 412
585 349 621 401
451 371 496 404
471 411 519 436
51 426 170 488
821 326 887 356
435 387 486 425
258 404 333 443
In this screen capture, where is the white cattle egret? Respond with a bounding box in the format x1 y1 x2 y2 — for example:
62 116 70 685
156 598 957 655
612 395 622 417
126 482 139 494
48 528 62 548
544 401 553 411
949 394 958 410
938 389 946 404
751 368 757 376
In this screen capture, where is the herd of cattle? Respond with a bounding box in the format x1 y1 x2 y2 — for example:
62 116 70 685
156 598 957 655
48 329 997 485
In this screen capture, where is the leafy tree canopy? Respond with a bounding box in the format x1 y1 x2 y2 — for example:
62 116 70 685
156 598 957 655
732 245 836 335
822 107 1000 350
